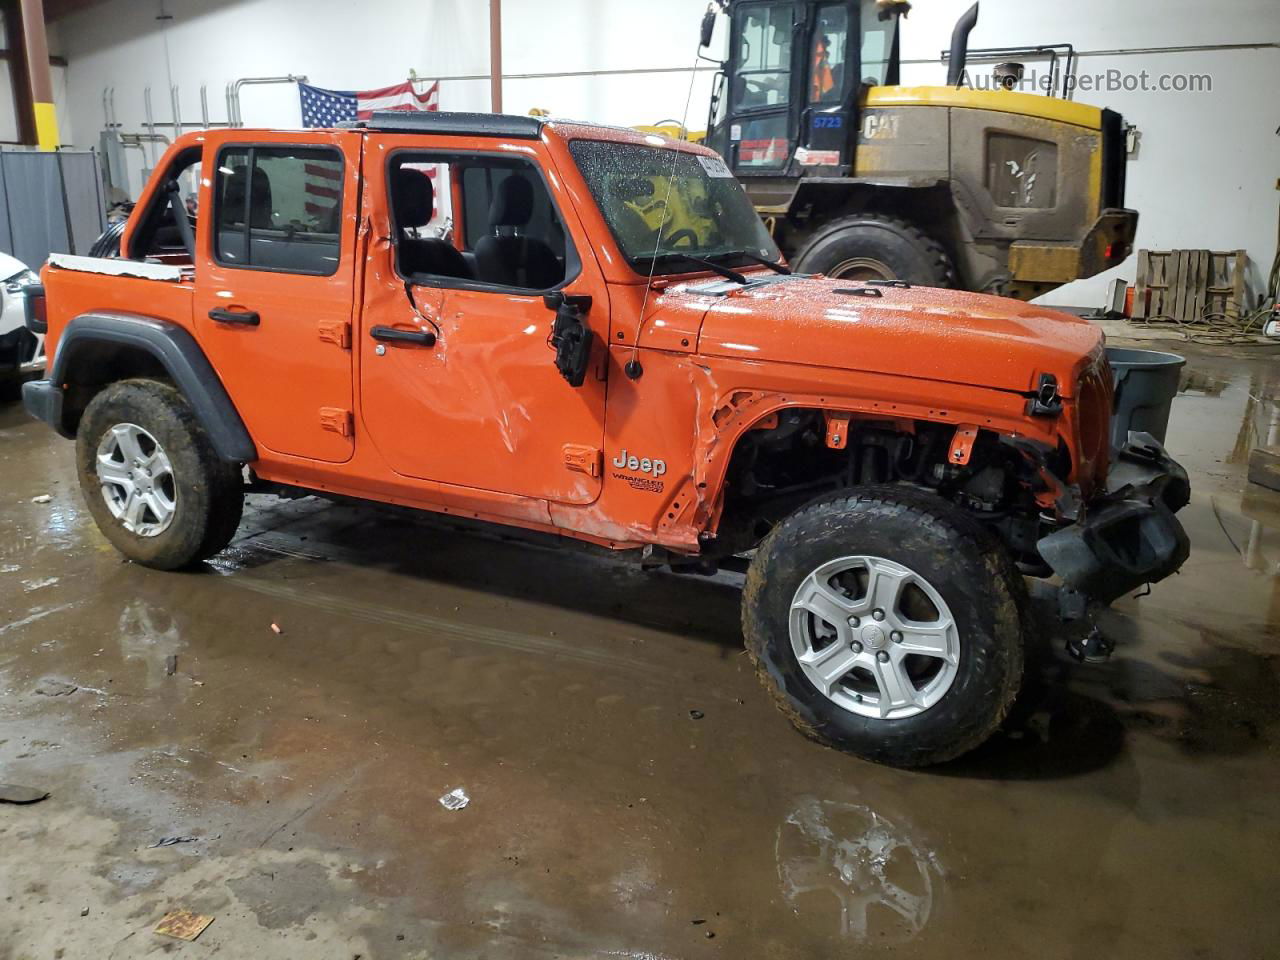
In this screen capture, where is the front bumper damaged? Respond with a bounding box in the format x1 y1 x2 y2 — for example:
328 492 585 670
1037 432 1190 606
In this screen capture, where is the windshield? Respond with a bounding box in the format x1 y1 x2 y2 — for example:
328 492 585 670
569 139 781 276
860 0 900 86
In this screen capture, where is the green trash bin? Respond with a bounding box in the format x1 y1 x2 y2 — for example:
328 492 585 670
1105 346 1186 450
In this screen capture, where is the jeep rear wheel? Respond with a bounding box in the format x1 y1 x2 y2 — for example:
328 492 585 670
792 214 957 288
76 378 244 570
742 486 1026 767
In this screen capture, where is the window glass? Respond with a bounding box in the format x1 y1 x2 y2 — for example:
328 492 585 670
134 151 201 261
737 114 790 169
569 139 780 276
810 5 849 104
213 146 342 275
860 0 897 86
732 2 792 110
388 153 567 291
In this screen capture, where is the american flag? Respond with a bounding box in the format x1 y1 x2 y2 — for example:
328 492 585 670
298 79 439 127
298 79 441 222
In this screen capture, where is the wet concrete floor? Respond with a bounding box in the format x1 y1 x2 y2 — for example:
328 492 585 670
1 340 1278 959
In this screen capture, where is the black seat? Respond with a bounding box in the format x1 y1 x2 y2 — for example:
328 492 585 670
392 168 469 279
474 175 562 290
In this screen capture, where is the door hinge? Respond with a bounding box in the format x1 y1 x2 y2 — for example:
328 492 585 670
319 407 353 438
318 319 351 349
563 443 601 477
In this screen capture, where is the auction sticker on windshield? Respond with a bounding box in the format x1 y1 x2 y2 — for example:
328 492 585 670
696 154 734 178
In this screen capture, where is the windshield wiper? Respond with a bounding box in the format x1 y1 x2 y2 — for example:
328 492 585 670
647 252 748 285
712 249 792 275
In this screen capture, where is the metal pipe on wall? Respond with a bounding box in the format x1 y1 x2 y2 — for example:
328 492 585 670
170 85 182 140
225 75 308 127
143 86 156 166
489 0 502 113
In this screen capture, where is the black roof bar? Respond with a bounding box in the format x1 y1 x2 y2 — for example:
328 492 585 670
358 110 544 139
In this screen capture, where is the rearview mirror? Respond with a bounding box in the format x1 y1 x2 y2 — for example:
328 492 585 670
700 9 716 48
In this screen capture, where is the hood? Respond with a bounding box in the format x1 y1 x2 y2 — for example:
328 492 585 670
0 251 31 282
689 275 1104 397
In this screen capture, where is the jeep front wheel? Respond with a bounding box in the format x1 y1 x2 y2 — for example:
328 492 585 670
76 378 244 570
741 486 1026 767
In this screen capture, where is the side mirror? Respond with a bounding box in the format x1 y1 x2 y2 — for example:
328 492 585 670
543 293 594 387
700 9 716 49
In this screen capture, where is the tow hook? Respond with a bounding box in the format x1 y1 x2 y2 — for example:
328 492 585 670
1065 625 1115 664
1025 373 1063 417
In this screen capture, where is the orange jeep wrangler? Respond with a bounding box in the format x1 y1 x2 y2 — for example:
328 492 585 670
22 112 1189 766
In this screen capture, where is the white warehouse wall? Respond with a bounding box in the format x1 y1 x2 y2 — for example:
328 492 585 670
49 0 1280 308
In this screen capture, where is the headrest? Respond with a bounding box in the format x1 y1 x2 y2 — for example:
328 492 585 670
393 168 435 228
489 174 534 227
223 166 273 227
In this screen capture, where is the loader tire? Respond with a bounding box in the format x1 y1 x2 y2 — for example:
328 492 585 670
791 214 957 288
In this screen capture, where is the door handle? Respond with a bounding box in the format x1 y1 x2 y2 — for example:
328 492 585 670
370 325 436 347
209 307 260 326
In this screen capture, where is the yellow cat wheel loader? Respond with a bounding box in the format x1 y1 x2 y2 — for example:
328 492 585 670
685 0 1137 299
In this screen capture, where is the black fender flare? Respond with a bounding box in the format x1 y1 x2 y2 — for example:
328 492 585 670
50 311 257 463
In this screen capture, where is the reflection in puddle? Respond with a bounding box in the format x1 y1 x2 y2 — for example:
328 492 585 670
776 797 942 944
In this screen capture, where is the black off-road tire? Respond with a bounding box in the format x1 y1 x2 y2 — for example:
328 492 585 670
742 485 1026 767
791 214 957 288
76 378 244 570
88 220 127 259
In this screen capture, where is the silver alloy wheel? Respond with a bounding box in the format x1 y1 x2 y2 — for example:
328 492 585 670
789 556 960 721
827 256 896 282
95 422 177 537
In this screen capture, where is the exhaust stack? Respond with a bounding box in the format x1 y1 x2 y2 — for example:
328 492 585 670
946 3 980 87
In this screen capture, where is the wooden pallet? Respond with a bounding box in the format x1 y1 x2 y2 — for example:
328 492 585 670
1133 249 1248 322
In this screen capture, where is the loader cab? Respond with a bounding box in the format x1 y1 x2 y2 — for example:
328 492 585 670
705 0 903 178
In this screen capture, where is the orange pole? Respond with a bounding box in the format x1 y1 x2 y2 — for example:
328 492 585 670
489 0 502 113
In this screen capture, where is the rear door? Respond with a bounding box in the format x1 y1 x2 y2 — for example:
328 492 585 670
193 132 360 463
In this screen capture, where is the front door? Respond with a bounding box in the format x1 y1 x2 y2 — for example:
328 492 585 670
193 132 360 463
800 2 857 170
357 135 608 505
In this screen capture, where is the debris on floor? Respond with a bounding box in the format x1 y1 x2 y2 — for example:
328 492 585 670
29 494 52 504
150 836 199 848
438 787 470 811
165 655 178 676
154 910 215 941
689 709 705 720
0 784 49 805
270 622 283 635
33 678 78 697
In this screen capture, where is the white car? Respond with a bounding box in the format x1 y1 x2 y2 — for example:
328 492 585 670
0 252 43 382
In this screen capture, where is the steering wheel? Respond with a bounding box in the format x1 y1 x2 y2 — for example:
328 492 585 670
743 78 776 105
662 228 699 248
